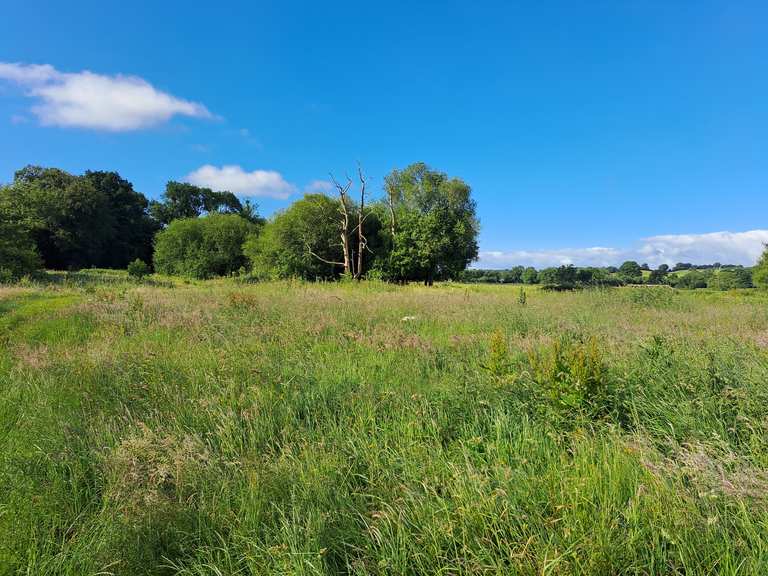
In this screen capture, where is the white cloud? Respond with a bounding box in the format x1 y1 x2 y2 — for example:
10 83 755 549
303 179 334 194
0 62 211 131
477 230 768 269
185 164 297 199
479 247 623 269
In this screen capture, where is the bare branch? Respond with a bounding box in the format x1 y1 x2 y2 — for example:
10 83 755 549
304 241 345 267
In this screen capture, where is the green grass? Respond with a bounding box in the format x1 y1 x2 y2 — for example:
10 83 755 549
2 273 768 574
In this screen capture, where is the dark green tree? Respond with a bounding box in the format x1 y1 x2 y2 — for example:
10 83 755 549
244 194 383 280
154 213 256 279
150 181 244 225
380 163 479 284
671 269 710 289
1 165 157 271
0 194 41 280
647 267 669 285
539 265 577 289
83 171 159 267
708 267 753 290
618 261 643 284
522 267 539 284
4 166 114 269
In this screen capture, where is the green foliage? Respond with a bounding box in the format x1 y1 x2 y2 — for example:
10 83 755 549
0 196 41 281
524 336 616 420
1 166 156 270
379 163 479 283
127 259 150 280
83 170 160 267
149 181 245 225
753 246 768 289
619 260 643 284
708 267 753 290
517 286 527 305
539 264 578 289
522 266 538 284
647 266 669 284
244 194 345 280
154 214 256 279
671 269 711 289
486 328 509 377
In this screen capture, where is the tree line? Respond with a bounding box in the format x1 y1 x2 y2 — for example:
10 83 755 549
0 162 480 284
463 260 765 290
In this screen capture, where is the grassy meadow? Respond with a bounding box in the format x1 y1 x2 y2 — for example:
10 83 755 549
2 272 768 575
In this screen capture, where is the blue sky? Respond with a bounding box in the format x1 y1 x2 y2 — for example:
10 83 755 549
1 1 766 267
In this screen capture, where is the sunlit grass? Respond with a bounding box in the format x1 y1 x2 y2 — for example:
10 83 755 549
2 272 768 574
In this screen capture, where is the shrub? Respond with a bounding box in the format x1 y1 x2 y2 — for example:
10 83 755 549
518 336 625 424
486 328 509 377
127 259 150 280
154 214 257 279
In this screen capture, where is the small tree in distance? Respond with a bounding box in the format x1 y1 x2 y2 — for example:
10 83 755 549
127 259 150 281
619 261 643 284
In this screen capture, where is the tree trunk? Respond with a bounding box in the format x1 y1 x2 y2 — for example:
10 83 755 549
331 175 352 277
356 168 367 281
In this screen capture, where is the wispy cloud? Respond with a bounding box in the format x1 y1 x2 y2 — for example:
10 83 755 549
478 230 768 269
303 179 333 194
0 62 211 131
185 164 296 199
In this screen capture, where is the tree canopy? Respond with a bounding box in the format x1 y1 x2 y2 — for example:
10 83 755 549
1 166 157 270
244 194 347 280
618 261 643 284
150 181 251 225
0 194 41 280
154 213 258 279
380 163 479 284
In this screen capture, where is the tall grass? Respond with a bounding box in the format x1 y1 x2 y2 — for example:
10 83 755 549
1 273 768 574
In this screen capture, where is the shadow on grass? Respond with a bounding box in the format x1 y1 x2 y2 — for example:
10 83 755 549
33 269 175 289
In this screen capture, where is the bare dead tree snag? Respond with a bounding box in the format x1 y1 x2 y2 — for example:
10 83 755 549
385 179 397 238
330 174 353 277
355 165 368 281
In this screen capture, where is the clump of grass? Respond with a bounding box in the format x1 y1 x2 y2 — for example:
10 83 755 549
510 335 626 426
485 328 509 377
105 424 213 522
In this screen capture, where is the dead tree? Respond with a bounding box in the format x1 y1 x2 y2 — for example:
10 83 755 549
330 174 353 277
385 180 397 238
354 166 370 281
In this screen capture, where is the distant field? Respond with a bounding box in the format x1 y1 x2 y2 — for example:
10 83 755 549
2 272 768 575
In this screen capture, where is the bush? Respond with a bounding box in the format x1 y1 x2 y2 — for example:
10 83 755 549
154 214 257 279
127 259 150 280
513 336 626 426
